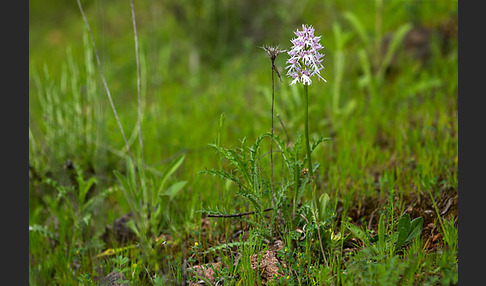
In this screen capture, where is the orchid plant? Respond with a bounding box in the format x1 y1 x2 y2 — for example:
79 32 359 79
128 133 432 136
286 24 326 181
286 24 328 265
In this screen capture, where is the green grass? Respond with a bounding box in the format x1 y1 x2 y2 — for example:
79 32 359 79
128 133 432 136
29 0 457 285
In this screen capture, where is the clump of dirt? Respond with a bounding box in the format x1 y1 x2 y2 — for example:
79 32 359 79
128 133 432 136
188 261 223 285
251 240 286 285
187 239 286 285
102 212 137 245
98 271 130 286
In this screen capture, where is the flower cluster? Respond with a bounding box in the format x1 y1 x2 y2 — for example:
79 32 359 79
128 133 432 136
286 24 326 85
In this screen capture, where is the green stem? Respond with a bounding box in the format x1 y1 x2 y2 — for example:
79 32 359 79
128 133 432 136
304 84 313 179
292 165 298 219
304 84 328 266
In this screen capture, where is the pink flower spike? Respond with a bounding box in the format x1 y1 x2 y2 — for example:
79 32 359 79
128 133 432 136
286 24 326 85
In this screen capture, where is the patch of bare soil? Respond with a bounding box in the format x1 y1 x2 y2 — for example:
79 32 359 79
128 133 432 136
188 239 286 285
340 184 457 254
99 271 131 286
102 212 137 245
251 240 286 285
406 188 457 252
188 261 223 285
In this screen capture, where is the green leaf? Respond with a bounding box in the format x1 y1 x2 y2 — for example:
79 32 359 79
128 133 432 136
83 186 114 212
377 23 413 79
378 213 385 253
157 154 185 195
114 170 131 193
344 221 371 247
125 219 140 237
392 214 411 252
204 241 250 254
161 181 187 200
271 134 294 175
343 99 357 116
29 224 56 239
114 170 138 212
236 191 261 214
358 49 372 88
200 169 247 191
405 217 423 244
310 137 332 153
343 11 369 45
209 144 252 188
397 214 411 235
319 193 330 222
78 176 96 206
217 112 225 146
126 158 138 190
395 227 409 253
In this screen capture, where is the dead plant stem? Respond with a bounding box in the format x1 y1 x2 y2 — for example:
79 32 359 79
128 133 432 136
76 0 137 179
130 0 145 169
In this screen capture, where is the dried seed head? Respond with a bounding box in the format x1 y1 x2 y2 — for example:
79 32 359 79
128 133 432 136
260 45 286 62
260 45 286 83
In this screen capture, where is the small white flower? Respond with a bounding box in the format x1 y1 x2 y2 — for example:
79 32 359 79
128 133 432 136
301 74 312 85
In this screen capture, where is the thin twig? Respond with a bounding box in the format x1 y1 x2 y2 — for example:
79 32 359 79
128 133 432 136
182 241 188 286
260 45 285 211
276 113 290 146
300 213 309 224
143 265 155 285
368 208 379 230
130 0 145 169
207 207 274 218
273 62 283 84
270 53 277 210
76 0 136 170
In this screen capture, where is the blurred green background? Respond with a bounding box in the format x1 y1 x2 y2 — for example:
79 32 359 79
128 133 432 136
29 0 457 168
29 0 458 219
